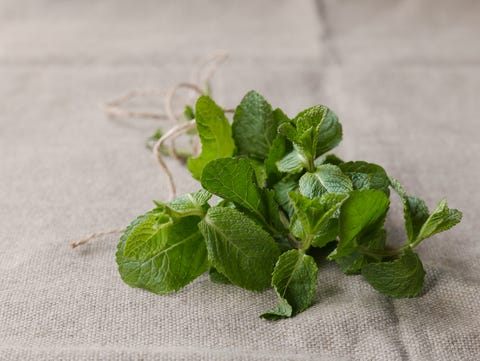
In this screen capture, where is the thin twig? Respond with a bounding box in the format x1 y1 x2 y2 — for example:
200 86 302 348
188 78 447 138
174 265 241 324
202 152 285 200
153 119 197 200
70 228 125 248
165 83 204 123
164 83 204 160
103 88 169 120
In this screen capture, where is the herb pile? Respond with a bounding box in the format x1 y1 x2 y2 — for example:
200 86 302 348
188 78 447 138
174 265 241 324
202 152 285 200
116 91 462 319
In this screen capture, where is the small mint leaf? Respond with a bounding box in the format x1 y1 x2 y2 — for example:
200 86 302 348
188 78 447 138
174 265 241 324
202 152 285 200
299 164 353 198
416 199 462 243
201 157 267 223
310 218 339 248
232 90 277 160
276 150 306 173
293 105 342 156
265 134 290 187
390 178 429 243
261 299 293 320
161 189 211 219
339 161 390 195
261 249 318 320
273 175 299 216
289 192 347 242
264 188 289 236
184 105 195 120
187 95 236 180
317 154 344 166
247 159 268 188
362 248 425 298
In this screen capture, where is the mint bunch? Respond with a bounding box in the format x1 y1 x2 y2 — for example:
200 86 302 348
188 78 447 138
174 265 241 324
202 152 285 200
116 91 462 319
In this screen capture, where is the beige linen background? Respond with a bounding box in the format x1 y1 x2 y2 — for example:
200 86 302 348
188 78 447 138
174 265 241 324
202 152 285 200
1 1 479 360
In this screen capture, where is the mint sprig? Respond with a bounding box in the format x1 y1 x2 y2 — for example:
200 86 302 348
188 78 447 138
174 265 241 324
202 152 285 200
116 90 462 319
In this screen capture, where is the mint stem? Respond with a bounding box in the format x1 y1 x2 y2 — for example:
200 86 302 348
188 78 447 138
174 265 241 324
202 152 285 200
301 234 314 252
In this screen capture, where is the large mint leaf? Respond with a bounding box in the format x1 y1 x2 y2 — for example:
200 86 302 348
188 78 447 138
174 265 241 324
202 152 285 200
339 161 390 195
362 248 425 298
187 95 236 180
261 250 318 320
232 90 277 160
198 207 280 291
416 199 462 244
116 213 208 294
201 157 267 222
299 164 353 198
332 190 390 259
389 178 429 243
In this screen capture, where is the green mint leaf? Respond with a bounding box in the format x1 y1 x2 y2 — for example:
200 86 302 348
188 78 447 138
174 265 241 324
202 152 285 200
317 154 344 166
198 207 280 291
294 105 342 156
295 125 320 166
333 190 390 259
248 159 268 188
232 90 277 160
339 161 390 195
187 95 236 180
416 199 462 244
265 134 290 187
201 157 267 223
273 175 299 216
209 266 231 284
184 105 195 120
261 299 293 320
277 121 297 143
264 188 289 236
362 248 425 298
116 213 208 294
261 250 318 320
123 212 172 259
335 228 386 274
390 178 462 245
310 219 339 248
276 150 306 173
289 192 348 244
277 105 341 171
158 189 211 219
272 107 290 126
389 178 429 243
299 164 353 198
